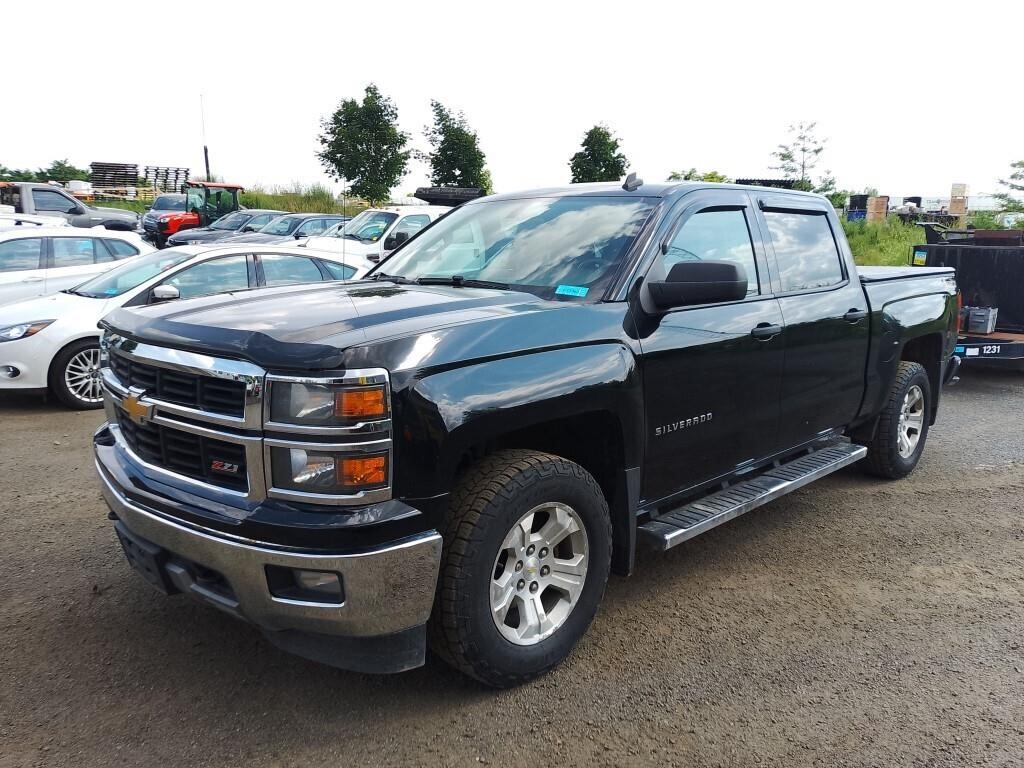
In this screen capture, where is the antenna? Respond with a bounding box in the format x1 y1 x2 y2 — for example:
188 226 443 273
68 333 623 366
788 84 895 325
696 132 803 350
200 94 211 181
622 172 643 192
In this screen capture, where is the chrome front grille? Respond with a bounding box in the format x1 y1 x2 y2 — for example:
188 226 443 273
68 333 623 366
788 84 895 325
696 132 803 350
109 351 246 417
99 331 392 506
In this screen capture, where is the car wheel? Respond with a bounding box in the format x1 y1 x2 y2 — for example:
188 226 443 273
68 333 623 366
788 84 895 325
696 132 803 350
861 361 931 479
49 339 104 410
429 449 611 687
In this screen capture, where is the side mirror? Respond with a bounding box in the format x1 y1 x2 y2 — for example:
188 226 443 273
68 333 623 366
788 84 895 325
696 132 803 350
367 254 381 263
383 231 409 251
294 231 304 239
151 284 180 303
240 225 255 232
648 261 747 309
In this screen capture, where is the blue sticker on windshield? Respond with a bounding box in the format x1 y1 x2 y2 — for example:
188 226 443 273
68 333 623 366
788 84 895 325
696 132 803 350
555 285 588 298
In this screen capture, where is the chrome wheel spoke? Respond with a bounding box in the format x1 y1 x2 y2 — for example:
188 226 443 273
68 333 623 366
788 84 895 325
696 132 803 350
490 501 589 646
65 347 103 403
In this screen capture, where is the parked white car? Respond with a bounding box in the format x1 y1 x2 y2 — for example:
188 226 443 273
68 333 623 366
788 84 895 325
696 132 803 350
301 205 449 274
0 213 72 229
0 228 151 306
0 244 363 408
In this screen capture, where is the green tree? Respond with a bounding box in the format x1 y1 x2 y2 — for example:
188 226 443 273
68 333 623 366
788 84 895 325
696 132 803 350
422 101 491 192
569 125 628 183
0 164 37 181
317 84 410 204
771 122 825 190
667 168 729 182
994 160 1024 212
37 159 90 182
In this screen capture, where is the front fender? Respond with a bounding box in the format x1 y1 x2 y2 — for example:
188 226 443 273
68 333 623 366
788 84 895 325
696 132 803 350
392 343 643 499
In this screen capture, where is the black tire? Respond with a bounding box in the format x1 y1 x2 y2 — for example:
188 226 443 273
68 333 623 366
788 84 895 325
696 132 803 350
861 361 931 479
429 450 612 687
48 339 104 410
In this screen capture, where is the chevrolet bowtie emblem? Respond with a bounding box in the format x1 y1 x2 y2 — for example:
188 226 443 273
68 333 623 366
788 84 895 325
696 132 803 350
122 390 153 425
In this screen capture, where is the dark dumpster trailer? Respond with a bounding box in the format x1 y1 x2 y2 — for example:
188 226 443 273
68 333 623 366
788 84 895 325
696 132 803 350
913 229 1024 369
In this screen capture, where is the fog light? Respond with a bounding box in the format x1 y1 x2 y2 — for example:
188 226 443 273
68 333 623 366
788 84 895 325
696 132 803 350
0 365 20 379
266 565 344 604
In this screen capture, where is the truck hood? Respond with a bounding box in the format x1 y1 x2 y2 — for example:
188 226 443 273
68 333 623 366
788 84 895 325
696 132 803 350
101 281 617 371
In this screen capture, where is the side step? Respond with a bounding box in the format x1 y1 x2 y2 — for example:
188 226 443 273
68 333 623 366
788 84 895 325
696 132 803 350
638 442 867 551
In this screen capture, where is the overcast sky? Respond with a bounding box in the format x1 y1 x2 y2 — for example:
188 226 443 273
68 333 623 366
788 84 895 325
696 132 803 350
4 0 1021 200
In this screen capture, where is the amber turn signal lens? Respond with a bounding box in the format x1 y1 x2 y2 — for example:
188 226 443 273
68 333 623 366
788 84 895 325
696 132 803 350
334 386 387 419
339 455 387 488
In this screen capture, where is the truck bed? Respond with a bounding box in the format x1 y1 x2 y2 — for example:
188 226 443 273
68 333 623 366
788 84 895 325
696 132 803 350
858 265 954 282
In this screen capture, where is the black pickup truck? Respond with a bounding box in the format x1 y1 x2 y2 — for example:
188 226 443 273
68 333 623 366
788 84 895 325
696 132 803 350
93 181 959 687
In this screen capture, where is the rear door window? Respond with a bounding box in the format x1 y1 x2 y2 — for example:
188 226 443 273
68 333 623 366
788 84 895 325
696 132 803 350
763 211 845 292
0 238 44 272
319 260 356 280
51 237 97 267
260 253 324 286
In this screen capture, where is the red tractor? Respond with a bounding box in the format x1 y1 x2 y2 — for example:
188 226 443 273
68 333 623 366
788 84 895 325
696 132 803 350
143 182 244 248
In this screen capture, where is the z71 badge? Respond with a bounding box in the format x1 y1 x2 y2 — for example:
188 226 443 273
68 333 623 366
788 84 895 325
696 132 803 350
210 460 241 474
655 412 713 436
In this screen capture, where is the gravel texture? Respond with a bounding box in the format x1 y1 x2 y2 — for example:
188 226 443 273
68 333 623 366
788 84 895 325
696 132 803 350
1 369 1022 767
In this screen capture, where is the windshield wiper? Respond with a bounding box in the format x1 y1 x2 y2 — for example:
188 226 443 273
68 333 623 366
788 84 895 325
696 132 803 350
415 275 510 290
368 272 413 284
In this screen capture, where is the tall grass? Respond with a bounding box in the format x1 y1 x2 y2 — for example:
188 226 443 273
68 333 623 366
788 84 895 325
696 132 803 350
241 183 366 215
842 217 923 266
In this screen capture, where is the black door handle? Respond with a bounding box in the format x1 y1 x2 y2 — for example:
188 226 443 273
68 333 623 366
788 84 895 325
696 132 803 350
843 308 868 323
751 323 783 340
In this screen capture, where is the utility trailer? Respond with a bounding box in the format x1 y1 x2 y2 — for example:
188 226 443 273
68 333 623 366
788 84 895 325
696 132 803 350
912 234 1024 369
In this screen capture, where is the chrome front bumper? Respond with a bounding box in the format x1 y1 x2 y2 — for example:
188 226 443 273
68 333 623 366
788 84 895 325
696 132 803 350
97 458 442 642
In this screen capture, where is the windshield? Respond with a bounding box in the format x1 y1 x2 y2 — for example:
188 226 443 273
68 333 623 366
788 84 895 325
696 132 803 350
260 216 302 235
152 195 186 211
333 210 398 242
375 196 655 300
211 212 250 230
72 250 194 298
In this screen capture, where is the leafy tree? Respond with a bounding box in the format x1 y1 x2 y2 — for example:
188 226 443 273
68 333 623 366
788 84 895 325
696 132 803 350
771 122 825 190
0 164 37 181
318 84 410 204
421 101 491 192
569 125 628 183
994 160 1024 212
0 159 90 182
667 168 729 182
38 159 90 182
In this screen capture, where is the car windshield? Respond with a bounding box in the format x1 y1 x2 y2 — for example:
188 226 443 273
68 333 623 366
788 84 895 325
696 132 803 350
70 250 194 298
211 212 250 230
260 216 302 235
152 195 186 211
334 210 398 242
374 196 655 301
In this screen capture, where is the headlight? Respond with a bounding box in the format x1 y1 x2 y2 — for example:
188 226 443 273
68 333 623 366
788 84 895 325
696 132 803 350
269 380 388 426
0 320 54 342
268 446 389 495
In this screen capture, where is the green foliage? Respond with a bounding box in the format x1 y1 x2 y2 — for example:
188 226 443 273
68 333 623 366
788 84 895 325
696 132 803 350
422 101 491 192
569 125 628 183
994 159 1024 212
317 84 410 204
241 183 365 215
842 217 924 266
0 158 90 182
771 122 824 186
967 210 1008 230
667 168 730 182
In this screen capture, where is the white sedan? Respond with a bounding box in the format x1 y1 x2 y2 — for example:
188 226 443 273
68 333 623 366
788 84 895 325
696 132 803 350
0 243 363 409
0 227 151 306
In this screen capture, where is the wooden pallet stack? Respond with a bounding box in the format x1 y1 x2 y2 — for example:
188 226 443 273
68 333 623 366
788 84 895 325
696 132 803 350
90 162 139 188
144 166 190 193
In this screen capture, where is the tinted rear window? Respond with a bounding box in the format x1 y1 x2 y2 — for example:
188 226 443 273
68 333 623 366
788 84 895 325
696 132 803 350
763 211 845 292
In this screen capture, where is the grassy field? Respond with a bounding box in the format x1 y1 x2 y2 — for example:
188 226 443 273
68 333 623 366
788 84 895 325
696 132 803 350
89 183 367 216
842 217 922 266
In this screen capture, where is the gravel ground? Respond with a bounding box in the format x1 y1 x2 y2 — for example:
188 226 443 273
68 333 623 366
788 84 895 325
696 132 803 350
1 369 1022 768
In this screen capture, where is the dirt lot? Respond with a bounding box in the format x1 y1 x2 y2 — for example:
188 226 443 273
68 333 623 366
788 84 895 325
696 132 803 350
1 370 1022 768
